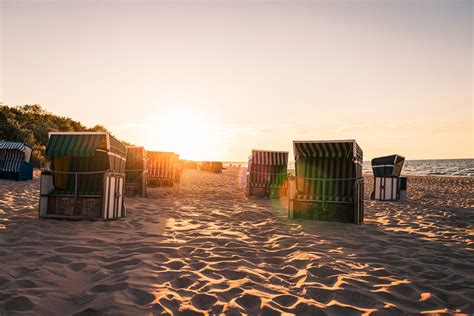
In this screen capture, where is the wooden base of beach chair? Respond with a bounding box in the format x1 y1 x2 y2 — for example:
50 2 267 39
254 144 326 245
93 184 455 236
247 186 267 198
247 185 286 199
0 167 33 181
372 176 407 201
291 200 358 223
43 196 103 218
148 178 173 187
39 172 126 220
288 177 364 224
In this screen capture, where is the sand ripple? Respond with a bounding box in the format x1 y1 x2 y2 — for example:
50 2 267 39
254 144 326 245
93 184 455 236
0 170 473 314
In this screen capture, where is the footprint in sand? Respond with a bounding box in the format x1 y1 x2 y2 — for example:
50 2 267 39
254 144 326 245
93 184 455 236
171 276 194 289
15 279 38 288
216 287 244 302
41 255 72 264
69 262 87 272
127 288 156 306
55 246 95 254
191 293 218 310
10 267 38 278
0 277 10 287
217 270 247 280
159 297 181 311
272 294 298 307
307 265 341 278
235 294 262 312
4 296 34 311
103 258 141 270
261 305 282 316
72 307 103 316
90 282 129 293
166 260 186 270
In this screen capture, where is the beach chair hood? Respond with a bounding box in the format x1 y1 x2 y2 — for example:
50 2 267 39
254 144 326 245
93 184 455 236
250 150 289 166
46 132 126 159
293 140 363 162
371 154 405 177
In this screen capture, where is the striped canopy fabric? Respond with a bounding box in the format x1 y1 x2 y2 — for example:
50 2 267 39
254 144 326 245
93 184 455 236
45 133 127 159
294 140 363 162
248 150 288 192
250 150 288 165
0 141 31 173
46 134 105 157
371 154 405 177
148 151 175 179
0 149 24 172
109 135 127 158
126 146 146 170
0 141 28 152
46 133 126 194
126 146 147 184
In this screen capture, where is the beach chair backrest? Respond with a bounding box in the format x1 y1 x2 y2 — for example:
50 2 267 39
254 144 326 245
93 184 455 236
293 140 363 202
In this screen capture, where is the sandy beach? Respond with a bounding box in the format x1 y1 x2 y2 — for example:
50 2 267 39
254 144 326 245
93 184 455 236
0 169 473 315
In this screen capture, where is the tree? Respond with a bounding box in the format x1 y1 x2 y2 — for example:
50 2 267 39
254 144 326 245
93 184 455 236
0 104 118 167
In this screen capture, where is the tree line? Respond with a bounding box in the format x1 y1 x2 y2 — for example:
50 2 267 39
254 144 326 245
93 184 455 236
0 104 111 167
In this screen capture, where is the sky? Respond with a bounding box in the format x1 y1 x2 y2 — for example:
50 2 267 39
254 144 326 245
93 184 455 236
1 0 472 161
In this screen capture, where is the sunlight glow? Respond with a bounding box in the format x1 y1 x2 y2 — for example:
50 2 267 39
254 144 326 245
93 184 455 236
143 107 220 160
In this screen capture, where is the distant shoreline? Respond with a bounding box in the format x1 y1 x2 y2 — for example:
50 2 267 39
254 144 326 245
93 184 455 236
224 159 474 177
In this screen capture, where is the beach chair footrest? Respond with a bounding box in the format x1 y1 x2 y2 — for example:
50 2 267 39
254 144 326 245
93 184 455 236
292 200 357 223
45 196 103 218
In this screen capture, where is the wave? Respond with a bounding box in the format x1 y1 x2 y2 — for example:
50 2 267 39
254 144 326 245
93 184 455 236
227 159 474 177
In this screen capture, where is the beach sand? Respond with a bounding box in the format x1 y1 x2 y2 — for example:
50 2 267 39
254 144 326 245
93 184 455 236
0 169 473 315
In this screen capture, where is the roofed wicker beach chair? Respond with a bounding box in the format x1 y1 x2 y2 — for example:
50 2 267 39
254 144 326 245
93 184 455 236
182 160 198 170
200 161 211 171
247 149 288 198
371 154 407 201
210 161 223 173
0 141 34 181
38 132 127 220
199 161 222 173
125 146 148 197
147 151 176 187
288 140 364 224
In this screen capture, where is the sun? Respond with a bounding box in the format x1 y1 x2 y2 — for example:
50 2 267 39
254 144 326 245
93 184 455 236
143 107 220 161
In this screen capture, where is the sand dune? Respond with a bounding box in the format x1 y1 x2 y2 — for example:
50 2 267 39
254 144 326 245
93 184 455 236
0 170 473 315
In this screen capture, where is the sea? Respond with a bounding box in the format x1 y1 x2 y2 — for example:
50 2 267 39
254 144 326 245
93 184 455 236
225 159 474 177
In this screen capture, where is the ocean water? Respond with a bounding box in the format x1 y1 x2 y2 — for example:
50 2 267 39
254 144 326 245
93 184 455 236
373 159 474 177
226 159 474 177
